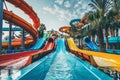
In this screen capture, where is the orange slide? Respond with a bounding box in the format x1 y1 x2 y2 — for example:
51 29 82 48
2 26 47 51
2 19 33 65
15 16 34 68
0 36 56 70
2 36 34 47
59 26 70 34
6 0 40 29
59 26 80 35
2 0 40 47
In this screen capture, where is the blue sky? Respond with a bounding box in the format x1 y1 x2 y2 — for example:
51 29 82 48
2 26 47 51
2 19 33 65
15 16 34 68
3 0 92 38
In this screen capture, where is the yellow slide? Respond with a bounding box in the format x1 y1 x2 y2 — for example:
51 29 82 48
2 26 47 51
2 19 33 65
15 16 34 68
67 38 120 72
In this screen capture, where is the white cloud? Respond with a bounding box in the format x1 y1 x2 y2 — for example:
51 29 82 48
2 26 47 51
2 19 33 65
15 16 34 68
43 4 71 21
55 0 64 5
43 5 77 22
74 0 82 8
43 0 91 23
43 7 56 14
64 1 71 8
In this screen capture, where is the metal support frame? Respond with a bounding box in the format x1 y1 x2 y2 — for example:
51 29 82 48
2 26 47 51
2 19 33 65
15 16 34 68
8 22 12 50
0 0 4 53
21 29 25 50
2 27 22 31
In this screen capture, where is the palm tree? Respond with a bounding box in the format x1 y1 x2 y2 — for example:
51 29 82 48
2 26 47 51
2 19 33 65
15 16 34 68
76 35 83 49
111 0 120 37
89 28 97 43
38 24 46 38
87 0 112 51
101 16 110 49
79 13 97 44
86 10 104 51
114 22 120 36
103 0 120 49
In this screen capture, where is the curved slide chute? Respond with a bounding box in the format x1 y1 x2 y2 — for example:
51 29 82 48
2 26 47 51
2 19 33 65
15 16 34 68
2 0 40 47
6 0 40 29
67 38 120 72
3 10 37 40
2 10 37 47
70 19 80 27
0 36 56 70
59 26 79 35
30 34 51 50
83 36 99 50
30 38 45 50
59 26 70 34
2 36 34 47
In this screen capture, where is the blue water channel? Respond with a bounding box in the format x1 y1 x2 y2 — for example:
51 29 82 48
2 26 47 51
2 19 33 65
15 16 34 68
7 38 113 80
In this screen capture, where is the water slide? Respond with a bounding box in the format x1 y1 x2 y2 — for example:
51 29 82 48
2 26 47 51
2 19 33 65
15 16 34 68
30 38 45 50
59 23 120 55
2 0 40 47
5 0 40 29
83 37 120 54
0 36 56 70
83 36 99 50
6 38 113 80
70 19 98 50
11 36 46 53
30 33 52 50
59 19 84 34
30 34 49 50
59 26 70 34
70 19 80 27
67 38 120 72
2 36 34 47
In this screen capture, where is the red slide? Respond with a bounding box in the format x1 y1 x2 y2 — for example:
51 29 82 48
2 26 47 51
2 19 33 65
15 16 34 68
6 0 40 29
2 0 40 47
0 36 56 70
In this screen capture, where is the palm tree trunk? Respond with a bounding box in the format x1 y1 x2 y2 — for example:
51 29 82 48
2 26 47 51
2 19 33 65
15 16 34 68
105 34 109 49
78 39 81 48
97 27 105 52
105 28 109 49
80 39 83 49
116 28 118 36
110 28 115 37
92 35 95 43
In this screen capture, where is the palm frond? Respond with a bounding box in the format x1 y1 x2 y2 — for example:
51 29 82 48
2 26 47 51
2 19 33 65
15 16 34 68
91 0 101 9
88 3 99 10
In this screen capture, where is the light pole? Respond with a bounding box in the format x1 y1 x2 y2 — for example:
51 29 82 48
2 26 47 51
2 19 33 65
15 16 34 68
21 29 25 50
0 0 4 53
8 22 12 50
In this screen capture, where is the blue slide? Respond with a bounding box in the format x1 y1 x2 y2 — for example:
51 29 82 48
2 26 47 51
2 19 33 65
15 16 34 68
5 38 46 53
7 38 113 80
83 36 99 51
30 33 51 50
30 38 46 50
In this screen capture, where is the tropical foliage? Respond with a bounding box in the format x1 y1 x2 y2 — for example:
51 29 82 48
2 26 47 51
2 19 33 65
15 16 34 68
38 23 46 37
70 0 120 51
85 0 120 51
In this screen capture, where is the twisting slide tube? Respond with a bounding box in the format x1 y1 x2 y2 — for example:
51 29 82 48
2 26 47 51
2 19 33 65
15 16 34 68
2 0 40 47
59 26 70 34
6 0 40 29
